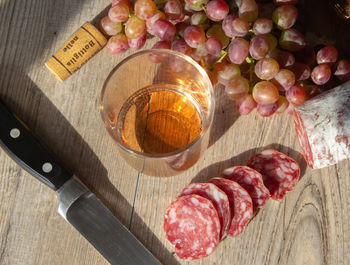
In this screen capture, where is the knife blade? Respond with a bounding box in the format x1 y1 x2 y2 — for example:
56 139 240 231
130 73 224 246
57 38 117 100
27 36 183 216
0 100 162 265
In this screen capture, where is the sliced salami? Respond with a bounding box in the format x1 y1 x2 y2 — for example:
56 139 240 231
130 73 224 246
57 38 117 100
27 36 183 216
293 81 350 169
221 166 270 209
164 194 220 260
208 178 253 237
262 175 298 200
180 183 231 240
247 149 300 200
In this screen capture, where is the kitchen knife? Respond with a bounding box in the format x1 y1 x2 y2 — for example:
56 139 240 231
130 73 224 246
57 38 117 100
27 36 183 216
0 100 163 265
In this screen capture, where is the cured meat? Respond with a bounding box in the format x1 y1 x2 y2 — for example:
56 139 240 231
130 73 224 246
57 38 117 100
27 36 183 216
221 166 270 209
293 81 350 169
180 183 231 239
164 194 220 260
247 149 300 200
208 178 253 237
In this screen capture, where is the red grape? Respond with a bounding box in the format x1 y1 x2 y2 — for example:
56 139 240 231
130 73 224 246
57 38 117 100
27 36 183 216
303 84 322 99
135 0 157 20
249 35 270 60
112 0 133 9
252 81 279 104
253 18 273 35
171 38 192 55
106 33 129 54
222 14 250 37
206 0 229 22
153 18 176 41
164 0 184 20
272 69 295 91
288 62 311 81
239 0 258 22
272 5 298 30
316 46 338 65
170 13 186 24
108 3 130 22
191 44 208 61
229 38 250 64
207 24 229 48
279 29 306 52
215 61 241 85
146 11 166 35
311 63 332 85
149 40 171 63
257 102 278 117
286 84 306 106
276 96 289 113
255 58 280 80
128 33 146 50
333 59 350 82
184 25 206 48
274 0 298 6
100 16 122 36
235 94 257 115
277 50 295 67
152 40 171 49
125 16 146 39
190 12 208 25
225 76 249 99
205 36 222 55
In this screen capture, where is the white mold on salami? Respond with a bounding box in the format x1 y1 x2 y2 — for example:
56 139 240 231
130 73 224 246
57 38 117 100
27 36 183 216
294 80 350 169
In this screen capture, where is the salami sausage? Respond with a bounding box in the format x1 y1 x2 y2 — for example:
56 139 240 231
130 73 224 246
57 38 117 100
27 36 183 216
164 194 220 260
180 183 231 239
293 81 350 169
208 178 253 237
247 149 300 200
221 166 270 209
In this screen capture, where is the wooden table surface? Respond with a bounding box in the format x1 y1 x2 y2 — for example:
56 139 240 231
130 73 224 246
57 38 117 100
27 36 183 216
1 0 350 264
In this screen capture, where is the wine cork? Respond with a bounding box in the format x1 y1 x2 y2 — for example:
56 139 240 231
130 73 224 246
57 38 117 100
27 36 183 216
45 23 107 81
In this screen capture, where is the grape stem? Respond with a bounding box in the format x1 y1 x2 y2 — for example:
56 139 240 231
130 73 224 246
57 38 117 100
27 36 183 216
216 50 228 64
246 57 255 91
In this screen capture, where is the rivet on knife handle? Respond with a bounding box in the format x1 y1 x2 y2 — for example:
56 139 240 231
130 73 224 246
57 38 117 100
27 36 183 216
0 100 72 190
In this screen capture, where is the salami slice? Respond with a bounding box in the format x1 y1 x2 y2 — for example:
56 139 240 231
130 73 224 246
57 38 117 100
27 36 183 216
221 166 270 209
293 81 350 169
180 183 231 239
208 178 253 237
247 149 300 200
164 194 220 260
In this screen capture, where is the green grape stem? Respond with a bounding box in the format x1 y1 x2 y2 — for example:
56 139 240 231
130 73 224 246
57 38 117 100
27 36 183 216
246 57 255 92
216 50 228 63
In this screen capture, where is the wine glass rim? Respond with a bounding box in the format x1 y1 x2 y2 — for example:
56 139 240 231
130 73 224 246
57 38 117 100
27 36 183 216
100 49 215 159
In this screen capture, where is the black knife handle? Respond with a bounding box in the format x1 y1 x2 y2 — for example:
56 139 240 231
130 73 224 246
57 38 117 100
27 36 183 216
0 100 72 190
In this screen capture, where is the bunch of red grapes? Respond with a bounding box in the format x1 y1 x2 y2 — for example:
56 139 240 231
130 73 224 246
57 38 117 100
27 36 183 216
100 0 350 117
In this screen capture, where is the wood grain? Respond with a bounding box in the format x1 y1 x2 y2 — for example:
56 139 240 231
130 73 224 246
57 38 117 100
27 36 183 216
0 0 350 264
